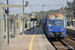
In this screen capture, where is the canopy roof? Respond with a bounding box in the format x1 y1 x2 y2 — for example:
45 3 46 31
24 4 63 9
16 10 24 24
30 17 38 21
30 17 38 19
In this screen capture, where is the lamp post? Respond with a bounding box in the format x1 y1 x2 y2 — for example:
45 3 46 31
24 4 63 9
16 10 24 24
22 0 29 34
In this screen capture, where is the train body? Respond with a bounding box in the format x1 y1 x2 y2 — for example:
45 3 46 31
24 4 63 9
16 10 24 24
43 14 66 38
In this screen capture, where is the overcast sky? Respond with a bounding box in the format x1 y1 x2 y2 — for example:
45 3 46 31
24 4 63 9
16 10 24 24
0 0 73 14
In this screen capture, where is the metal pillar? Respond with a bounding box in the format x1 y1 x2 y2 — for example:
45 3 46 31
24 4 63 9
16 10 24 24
22 0 25 34
29 6 31 30
30 20 31 30
24 18 25 31
18 15 21 37
27 22 29 29
5 0 10 44
15 18 17 37
27 17 30 29
33 21 34 31
0 4 4 50
14 17 17 37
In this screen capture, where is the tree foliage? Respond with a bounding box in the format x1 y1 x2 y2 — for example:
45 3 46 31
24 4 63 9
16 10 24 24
9 14 12 17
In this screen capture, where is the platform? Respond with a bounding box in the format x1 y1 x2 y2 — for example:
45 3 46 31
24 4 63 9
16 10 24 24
66 27 75 34
3 27 55 50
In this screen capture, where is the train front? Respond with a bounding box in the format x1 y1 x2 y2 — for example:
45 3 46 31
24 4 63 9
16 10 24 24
46 14 66 38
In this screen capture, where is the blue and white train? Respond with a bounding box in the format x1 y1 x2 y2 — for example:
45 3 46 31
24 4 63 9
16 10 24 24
43 13 66 38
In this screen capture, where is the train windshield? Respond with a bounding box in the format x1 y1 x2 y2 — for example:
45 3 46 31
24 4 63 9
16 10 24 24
48 21 55 26
48 21 64 26
56 21 64 26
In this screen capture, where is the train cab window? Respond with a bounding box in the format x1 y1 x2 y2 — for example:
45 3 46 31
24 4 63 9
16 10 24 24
48 21 55 26
56 21 64 26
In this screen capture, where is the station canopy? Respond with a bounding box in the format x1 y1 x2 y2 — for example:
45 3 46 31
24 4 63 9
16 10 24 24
48 14 64 20
30 17 38 21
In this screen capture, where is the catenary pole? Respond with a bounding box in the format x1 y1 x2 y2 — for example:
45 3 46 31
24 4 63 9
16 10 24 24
0 3 4 50
5 0 10 44
22 0 25 34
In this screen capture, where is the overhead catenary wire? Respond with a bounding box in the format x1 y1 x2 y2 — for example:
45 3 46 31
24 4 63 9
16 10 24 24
53 0 64 9
48 0 56 10
29 6 40 10
28 0 63 12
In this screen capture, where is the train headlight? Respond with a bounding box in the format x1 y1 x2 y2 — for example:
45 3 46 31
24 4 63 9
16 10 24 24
60 29 64 31
49 29 52 31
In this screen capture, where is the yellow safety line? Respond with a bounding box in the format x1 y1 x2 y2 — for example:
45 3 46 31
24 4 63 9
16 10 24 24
28 28 39 50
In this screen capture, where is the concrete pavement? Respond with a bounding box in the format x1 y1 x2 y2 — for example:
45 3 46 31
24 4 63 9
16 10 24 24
66 27 75 30
0 27 55 50
38 27 55 50
4 27 39 50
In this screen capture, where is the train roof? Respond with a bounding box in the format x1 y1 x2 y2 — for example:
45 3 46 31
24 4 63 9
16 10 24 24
47 14 65 20
48 14 64 17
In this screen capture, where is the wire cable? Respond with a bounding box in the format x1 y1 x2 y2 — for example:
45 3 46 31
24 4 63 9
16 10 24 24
48 0 56 10
54 0 64 9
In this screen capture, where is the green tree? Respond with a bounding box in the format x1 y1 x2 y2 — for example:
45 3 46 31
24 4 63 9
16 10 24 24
9 14 12 17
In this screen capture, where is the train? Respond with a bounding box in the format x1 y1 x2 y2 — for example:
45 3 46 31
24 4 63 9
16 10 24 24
43 13 66 38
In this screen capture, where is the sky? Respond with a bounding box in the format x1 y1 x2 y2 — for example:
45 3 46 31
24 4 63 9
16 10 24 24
0 0 73 14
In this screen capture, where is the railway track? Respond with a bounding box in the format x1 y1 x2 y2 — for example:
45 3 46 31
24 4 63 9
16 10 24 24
48 38 74 50
67 31 75 37
43 28 75 50
62 31 75 50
